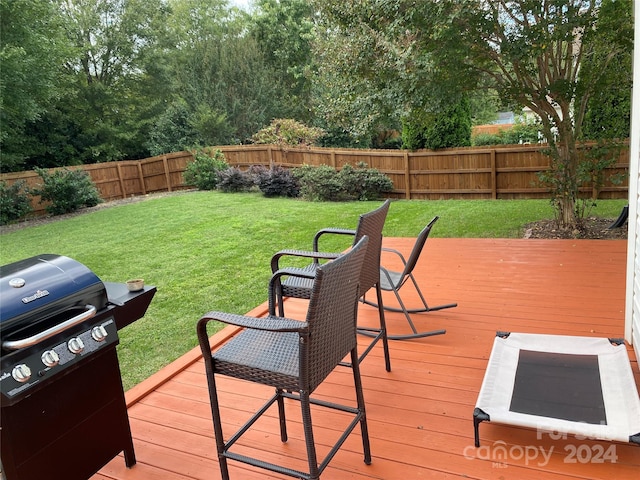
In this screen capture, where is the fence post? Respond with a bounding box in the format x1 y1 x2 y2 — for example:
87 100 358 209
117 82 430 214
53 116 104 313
491 149 497 199
404 151 411 199
116 162 127 199
163 155 172 192
137 162 147 195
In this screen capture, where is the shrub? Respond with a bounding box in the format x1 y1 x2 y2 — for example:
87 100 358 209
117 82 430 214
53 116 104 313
338 163 394 201
33 167 102 216
500 122 544 144
251 119 326 147
251 165 300 198
402 97 472 150
293 165 346 201
471 133 504 146
293 163 393 202
183 149 228 190
471 121 545 146
423 97 472 150
216 167 255 193
0 180 33 225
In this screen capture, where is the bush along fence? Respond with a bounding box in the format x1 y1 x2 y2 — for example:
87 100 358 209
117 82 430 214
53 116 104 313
0 143 630 219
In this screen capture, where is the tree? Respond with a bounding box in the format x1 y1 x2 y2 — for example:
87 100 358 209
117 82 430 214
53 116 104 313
0 0 72 171
450 0 633 226
160 0 282 148
402 96 472 150
250 0 315 123
55 0 173 162
311 1 471 148
581 0 632 140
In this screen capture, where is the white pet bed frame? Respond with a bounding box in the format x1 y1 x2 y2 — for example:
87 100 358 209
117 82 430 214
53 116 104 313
473 332 640 447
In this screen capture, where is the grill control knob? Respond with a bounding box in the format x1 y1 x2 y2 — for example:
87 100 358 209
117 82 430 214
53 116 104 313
41 349 60 367
68 337 85 354
12 364 32 383
91 325 108 342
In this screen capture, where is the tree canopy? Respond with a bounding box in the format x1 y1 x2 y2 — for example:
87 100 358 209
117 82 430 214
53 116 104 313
1 0 633 228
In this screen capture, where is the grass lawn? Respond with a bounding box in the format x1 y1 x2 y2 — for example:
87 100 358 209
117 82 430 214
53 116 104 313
0 192 628 389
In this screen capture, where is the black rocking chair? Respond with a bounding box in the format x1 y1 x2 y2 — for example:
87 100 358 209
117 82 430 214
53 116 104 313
270 199 391 371
362 216 457 340
197 236 372 480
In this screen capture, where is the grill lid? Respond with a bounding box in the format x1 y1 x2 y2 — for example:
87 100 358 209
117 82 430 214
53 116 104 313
0 254 108 334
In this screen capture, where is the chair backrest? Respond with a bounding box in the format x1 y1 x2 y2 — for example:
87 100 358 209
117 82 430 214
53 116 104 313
304 235 369 390
352 199 390 293
399 216 438 278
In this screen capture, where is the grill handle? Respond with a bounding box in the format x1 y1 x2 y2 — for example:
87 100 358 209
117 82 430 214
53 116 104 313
1 304 97 351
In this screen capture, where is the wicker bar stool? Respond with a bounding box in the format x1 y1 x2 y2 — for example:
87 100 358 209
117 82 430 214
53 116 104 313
197 236 372 480
270 200 391 372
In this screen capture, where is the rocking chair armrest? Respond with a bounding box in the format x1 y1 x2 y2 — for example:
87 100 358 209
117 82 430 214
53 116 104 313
381 247 409 266
270 249 340 272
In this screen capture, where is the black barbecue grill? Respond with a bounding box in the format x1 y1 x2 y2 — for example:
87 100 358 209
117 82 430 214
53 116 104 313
0 254 156 480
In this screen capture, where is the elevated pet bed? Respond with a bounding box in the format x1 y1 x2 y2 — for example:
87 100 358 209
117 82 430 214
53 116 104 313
473 332 640 447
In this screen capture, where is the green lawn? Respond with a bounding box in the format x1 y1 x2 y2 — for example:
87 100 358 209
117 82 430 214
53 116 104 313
0 192 627 389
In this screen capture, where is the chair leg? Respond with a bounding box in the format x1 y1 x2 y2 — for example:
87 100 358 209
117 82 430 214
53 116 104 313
350 348 372 465
356 284 391 371
375 283 391 372
300 390 321 480
361 274 453 340
408 273 458 313
206 373 231 480
387 283 447 340
276 388 288 442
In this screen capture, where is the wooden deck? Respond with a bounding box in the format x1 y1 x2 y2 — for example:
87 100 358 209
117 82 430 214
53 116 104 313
94 238 639 480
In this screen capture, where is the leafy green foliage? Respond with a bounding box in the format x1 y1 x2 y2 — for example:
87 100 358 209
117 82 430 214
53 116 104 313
472 122 544 146
0 181 33 225
293 163 393 201
401 109 430 151
146 99 203 156
33 168 102 216
293 165 344 201
423 97 472 150
0 0 72 172
338 163 394 201
183 149 229 190
168 1 282 146
216 167 255 193
250 165 300 198
250 0 315 123
251 119 325 147
453 0 633 226
471 133 504 147
580 0 633 141
402 98 472 150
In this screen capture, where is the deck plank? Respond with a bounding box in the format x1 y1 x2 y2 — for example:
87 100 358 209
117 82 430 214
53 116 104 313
96 238 639 480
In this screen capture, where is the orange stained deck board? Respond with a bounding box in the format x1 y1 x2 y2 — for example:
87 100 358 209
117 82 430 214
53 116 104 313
96 238 639 480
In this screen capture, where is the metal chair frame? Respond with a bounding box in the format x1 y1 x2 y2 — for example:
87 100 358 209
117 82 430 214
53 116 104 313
362 216 457 340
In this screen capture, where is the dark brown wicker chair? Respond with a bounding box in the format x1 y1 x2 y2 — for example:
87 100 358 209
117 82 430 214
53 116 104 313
270 199 391 372
362 216 457 340
197 236 372 480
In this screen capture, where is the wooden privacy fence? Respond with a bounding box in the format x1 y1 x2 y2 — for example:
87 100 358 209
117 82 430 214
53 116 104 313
2 144 629 218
